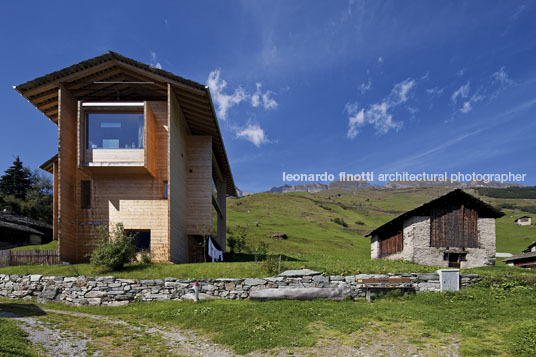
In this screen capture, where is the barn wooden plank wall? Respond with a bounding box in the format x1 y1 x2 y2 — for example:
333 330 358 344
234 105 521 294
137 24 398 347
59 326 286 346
430 205 478 248
380 230 403 257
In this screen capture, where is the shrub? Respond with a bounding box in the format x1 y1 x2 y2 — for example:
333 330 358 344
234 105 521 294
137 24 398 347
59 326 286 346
227 236 237 254
250 241 269 261
331 217 348 227
227 227 247 255
138 249 152 265
89 223 136 271
263 254 285 274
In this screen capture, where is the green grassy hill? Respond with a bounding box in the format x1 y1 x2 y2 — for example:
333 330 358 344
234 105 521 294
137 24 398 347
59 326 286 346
225 187 536 275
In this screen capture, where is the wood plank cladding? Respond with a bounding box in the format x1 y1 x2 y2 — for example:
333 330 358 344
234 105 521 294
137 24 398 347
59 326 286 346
379 230 403 257
144 102 157 176
430 205 478 248
84 149 144 164
186 136 213 236
57 85 78 262
168 85 189 263
76 101 170 263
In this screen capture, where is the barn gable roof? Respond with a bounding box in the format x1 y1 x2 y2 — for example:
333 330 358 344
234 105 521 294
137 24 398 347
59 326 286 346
14 51 236 196
366 189 504 238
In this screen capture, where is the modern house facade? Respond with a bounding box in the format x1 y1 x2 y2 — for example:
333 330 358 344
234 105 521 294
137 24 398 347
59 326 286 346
367 189 504 268
15 52 236 264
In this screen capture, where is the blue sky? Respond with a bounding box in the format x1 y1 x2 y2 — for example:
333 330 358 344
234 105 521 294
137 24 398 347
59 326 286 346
1 1 535 192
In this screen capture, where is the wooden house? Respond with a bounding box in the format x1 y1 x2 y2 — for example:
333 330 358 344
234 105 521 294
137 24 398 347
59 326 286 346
15 52 236 263
503 242 536 269
366 189 504 268
514 216 532 226
0 212 53 249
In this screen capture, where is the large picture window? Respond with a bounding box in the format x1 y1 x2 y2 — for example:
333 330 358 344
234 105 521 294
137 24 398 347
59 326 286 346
87 112 144 149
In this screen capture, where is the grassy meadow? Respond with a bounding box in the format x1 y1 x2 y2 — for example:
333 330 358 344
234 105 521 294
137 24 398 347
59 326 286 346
1 187 536 279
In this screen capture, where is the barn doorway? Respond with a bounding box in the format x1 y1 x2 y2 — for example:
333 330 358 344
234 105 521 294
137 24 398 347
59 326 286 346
448 253 461 268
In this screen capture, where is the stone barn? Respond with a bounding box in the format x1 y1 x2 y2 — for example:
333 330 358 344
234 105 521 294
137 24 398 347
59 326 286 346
366 189 504 268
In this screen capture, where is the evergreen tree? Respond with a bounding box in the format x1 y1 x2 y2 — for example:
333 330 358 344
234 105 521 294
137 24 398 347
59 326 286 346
0 158 52 224
0 156 33 199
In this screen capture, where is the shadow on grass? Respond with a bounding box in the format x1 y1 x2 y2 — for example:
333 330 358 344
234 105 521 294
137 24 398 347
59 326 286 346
0 303 46 318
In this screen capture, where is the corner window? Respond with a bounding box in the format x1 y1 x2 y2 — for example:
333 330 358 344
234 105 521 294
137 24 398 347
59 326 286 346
87 113 144 149
83 103 145 150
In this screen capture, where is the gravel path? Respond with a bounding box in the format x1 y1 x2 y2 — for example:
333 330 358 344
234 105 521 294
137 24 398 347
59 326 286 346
0 310 90 356
1 304 235 357
1 304 460 356
43 308 236 357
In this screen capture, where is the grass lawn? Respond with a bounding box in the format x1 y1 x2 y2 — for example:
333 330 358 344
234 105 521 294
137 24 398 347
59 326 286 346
0 317 35 357
11 240 58 251
2 187 535 280
2 280 535 356
1 257 536 281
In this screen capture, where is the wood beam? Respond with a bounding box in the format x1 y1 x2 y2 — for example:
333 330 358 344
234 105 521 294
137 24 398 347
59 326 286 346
114 60 206 96
21 61 116 98
212 194 224 218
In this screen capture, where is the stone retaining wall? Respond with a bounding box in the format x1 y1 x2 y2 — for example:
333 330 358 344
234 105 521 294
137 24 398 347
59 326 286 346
0 270 480 306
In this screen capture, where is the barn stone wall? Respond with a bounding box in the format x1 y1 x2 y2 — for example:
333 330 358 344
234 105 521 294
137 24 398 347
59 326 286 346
371 216 496 268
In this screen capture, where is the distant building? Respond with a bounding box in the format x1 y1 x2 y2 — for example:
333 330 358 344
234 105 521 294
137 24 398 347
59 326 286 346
503 242 536 269
514 216 532 226
366 189 504 268
0 212 53 249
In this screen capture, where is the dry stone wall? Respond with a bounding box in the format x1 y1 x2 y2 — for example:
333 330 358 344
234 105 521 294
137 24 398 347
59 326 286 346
0 269 480 306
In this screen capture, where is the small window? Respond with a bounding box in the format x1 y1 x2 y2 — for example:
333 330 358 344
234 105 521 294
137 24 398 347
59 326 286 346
163 181 168 199
81 181 91 209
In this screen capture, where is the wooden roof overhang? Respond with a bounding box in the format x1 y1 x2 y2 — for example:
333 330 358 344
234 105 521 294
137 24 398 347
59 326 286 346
39 154 58 174
15 52 236 196
366 189 505 238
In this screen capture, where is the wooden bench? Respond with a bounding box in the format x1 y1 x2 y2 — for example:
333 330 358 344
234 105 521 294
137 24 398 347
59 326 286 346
357 278 413 302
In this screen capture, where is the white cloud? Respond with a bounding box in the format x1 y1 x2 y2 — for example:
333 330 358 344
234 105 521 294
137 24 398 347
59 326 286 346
235 123 269 147
426 87 444 96
389 78 416 105
150 51 162 69
262 91 278 110
378 56 384 64
251 83 278 110
346 78 414 138
456 68 465 77
451 82 470 103
251 83 262 107
454 85 485 114
207 72 278 119
460 101 472 113
491 67 514 87
207 70 248 120
359 79 372 94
